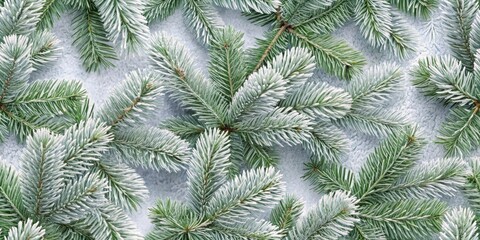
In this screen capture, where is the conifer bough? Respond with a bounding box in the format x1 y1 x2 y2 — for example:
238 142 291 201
150 26 408 168
246 0 439 80
0 0 87 143
147 128 285 239
35 0 150 72
411 0 480 157
0 124 142 239
305 127 465 239
90 69 191 211
144 0 280 44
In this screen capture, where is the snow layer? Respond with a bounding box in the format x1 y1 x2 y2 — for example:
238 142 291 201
0 7 475 236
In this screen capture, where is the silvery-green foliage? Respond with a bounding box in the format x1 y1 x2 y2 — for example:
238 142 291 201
0 0 85 143
411 0 480 157
146 129 285 239
36 0 150 72
144 0 279 45
305 128 464 239
150 26 408 169
0 123 141 239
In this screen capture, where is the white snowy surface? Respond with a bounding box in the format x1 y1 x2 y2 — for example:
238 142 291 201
0 7 476 236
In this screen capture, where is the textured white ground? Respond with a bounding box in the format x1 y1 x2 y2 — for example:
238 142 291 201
0 7 476 237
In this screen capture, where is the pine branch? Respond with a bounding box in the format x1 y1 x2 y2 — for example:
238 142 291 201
412 56 478 106
29 30 59 70
144 0 182 22
360 199 446 239
206 167 284 224
368 157 465 201
159 115 206 143
148 130 284 239
187 128 230 214
437 107 480 157
442 0 478 72
465 157 480 227
229 68 286 119
20 128 65 218
304 158 355 193
61 119 112 180
4 219 45 240
264 47 316 88
302 123 348 161
208 26 247 101
269 195 304 235
243 140 280 168
209 0 279 14
288 191 359 240
390 0 439 18
71 6 118 72
347 63 403 109
0 0 43 39
10 79 86 117
439 207 478 240
353 127 423 200
280 82 352 120
93 0 150 51
112 126 191 172
36 0 64 30
47 172 107 224
235 107 312 147
97 70 162 128
149 33 228 126
289 31 365 80
93 160 148 212
0 164 26 233
0 35 32 102
183 0 222 44
354 0 392 49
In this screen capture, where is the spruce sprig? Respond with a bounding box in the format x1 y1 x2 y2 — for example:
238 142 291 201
146 128 285 239
411 0 480 157
0 0 86 143
304 127 465 239
144 0 279 44
246 0 439 75
90 69 192 211
35 0 150 72
0 124 141 239
150 26 408 169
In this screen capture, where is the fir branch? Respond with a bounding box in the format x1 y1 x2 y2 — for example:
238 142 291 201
0 0 43 39
144 0 182 22
442 0 478 71
288 191 358 240
269 195 304 235
187 128 231 214
93 160 148 212
0 164 26 232
71 6 118 72
208 26 247 101
183 0 222 44
302 123 348 162
209 0 279 14
439 207 478 240
360 199 446 239
390 0 439 18
148 129 284 239
354 0 392 49
93 0 150 51
36 0 64 30
437 107 480 157
29 31 60 70
111 126 191 172
4 219 45 240
149 33 228 126
97 70 162 128
20 129 65 218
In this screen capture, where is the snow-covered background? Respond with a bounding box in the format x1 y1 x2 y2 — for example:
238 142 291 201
0 7 476 236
